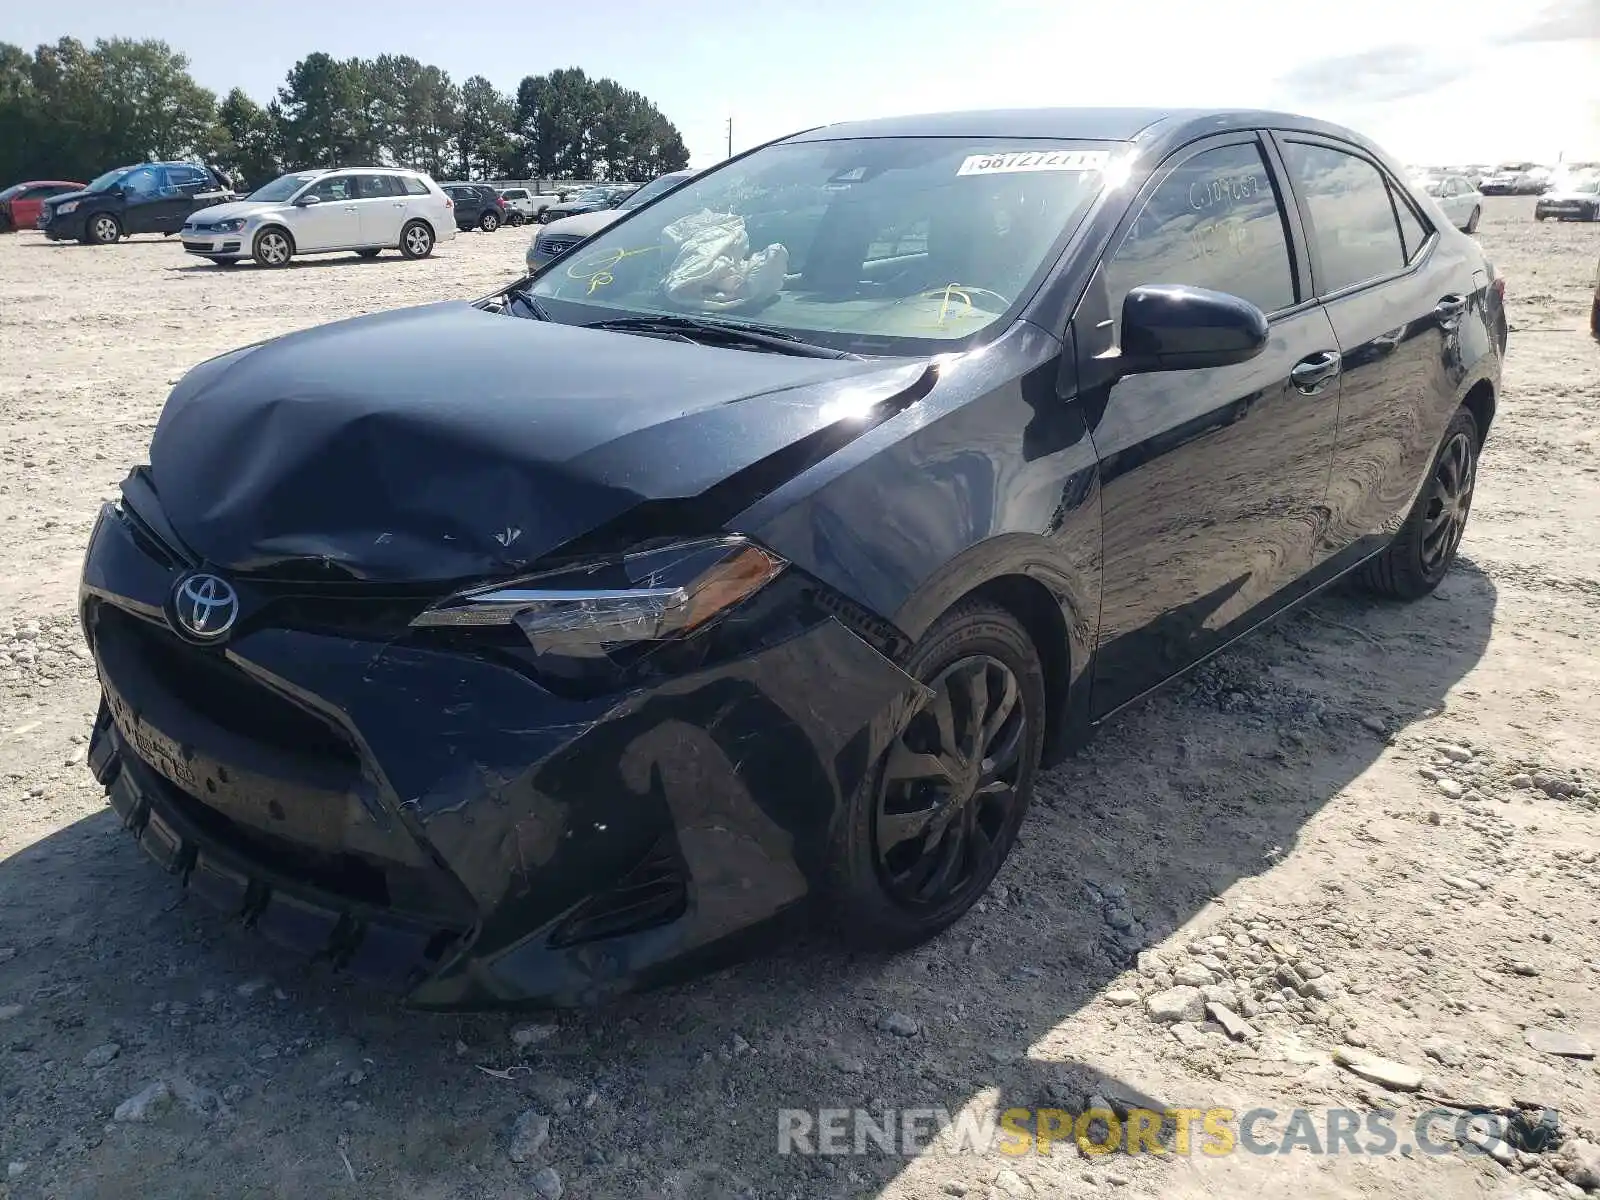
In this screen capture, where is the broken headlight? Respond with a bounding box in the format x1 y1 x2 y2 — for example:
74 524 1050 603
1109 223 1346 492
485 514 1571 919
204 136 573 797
410 536 787 655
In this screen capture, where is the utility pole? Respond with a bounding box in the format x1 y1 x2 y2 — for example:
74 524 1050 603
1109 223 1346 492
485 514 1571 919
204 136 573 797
727 117 733 159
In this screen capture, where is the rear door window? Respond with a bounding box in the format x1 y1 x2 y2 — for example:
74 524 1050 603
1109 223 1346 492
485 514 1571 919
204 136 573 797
1104 140 1298 323
353 174 402 198
1280 142 1407 293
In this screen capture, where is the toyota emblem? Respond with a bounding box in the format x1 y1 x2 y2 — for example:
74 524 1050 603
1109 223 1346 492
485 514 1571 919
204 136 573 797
170 572 239 642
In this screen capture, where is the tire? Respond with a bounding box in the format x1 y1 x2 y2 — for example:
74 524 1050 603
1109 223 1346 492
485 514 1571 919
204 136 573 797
479 210 500 233
87 213 121 245
1356 407 1479 601
356 248 382 259
1464 207 1480 234
506 212 525 227
399 220 434 260
206 257 240 267
824 599 1045 949
1535 213 1547 222
252 227 293 268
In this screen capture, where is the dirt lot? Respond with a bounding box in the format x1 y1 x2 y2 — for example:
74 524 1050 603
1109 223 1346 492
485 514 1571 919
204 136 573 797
2 199 1599 1200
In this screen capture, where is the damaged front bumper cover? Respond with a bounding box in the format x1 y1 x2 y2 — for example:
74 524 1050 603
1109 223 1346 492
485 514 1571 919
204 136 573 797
81 500 926 1009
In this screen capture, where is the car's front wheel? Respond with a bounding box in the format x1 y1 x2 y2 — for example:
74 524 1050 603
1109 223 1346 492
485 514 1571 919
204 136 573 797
1357 407 1479 601
88 214 121 245
479 210 501 233
825 599 1044 949
252 227 293 268
399 220 434 260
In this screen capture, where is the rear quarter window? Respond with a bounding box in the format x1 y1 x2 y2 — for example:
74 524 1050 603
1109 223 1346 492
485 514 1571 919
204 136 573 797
402 177 430 196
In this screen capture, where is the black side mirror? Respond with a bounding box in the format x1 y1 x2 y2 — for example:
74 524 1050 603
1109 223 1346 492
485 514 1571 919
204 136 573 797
1118 284 1270 374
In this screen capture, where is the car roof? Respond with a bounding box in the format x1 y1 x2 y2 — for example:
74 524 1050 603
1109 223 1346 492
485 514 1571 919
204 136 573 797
782 106 1388 157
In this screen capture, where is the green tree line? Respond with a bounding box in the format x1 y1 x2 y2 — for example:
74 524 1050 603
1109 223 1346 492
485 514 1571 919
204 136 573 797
0 38 691 191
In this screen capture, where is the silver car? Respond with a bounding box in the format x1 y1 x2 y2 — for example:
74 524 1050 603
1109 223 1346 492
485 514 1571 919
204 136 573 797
181 167 456 267
525 170 696 274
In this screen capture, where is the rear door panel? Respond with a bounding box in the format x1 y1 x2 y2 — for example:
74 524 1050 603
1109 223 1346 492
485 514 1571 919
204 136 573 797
1274 134 1477 565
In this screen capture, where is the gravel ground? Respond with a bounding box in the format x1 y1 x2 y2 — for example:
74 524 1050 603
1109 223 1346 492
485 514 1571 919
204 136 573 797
2 199 1599 1200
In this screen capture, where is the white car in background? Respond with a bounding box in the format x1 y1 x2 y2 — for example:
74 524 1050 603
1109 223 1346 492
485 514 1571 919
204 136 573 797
180 167 456 267
496 186 563 226
1414 173 1484 233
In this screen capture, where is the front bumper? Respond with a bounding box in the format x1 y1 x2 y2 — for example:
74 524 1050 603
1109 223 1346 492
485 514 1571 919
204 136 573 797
181 227 249 257
1535 201 1597 220
80 496 923 1008
40 210 87 240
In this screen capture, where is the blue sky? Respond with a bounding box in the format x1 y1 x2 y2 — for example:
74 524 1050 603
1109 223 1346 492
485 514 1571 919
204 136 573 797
5 0 1597 168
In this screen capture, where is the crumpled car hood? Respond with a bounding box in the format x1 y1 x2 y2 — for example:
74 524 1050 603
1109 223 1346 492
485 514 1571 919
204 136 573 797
147 301 928 582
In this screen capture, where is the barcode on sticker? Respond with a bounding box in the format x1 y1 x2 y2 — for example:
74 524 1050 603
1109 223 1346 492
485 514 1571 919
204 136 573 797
957 150 1111 176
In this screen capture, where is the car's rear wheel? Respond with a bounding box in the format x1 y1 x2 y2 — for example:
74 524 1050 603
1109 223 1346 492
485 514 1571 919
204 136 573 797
252 227 293 268
1356 407 1479 601
399 220 434 260
1464 207 1480 233
88 214 121 245
356 248 382 258
479 210 500 233
825 599 1044 949
506 211 525 227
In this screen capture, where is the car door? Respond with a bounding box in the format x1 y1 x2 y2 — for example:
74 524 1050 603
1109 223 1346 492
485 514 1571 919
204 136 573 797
1076 134 1343 715
117 167 172 234
351 173 407 246
162 165 215 229
1273 135 1473 565
291 174 362 250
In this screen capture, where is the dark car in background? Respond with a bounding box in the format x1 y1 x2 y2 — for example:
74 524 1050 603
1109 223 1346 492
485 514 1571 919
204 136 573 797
1534 176 1600 222
0 180 85 232
39 162 233 244
78 107 1504 1009
442 183 506 232
536 183 638 223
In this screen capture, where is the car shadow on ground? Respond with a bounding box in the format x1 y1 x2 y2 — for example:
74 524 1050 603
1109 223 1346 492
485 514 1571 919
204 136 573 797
0 561 1497 1198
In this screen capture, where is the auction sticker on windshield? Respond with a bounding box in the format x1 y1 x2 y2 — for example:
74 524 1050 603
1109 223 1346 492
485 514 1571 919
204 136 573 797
957 150 1111 175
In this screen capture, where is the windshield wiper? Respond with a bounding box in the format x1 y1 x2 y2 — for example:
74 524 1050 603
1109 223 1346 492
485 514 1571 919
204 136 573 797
584 314 857 359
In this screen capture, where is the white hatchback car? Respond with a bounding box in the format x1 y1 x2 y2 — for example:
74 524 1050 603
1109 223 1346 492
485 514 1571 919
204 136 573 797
180 167 457 267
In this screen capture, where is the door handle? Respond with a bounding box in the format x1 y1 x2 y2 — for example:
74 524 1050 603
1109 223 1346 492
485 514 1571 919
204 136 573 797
1290 350 1341 394
1434 294 1468 324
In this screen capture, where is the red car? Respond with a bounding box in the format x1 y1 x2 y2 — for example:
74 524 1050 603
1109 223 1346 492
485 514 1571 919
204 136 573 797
0 180 86 232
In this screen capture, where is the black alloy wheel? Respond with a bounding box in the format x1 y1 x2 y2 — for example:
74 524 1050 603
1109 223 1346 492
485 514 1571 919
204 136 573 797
825 599 1043 948
1420 428 1476 576
875 655 1027 908
1358 407 1479 599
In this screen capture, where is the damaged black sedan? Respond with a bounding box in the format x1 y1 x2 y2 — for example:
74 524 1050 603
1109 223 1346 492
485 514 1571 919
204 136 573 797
80 107 1505 1009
